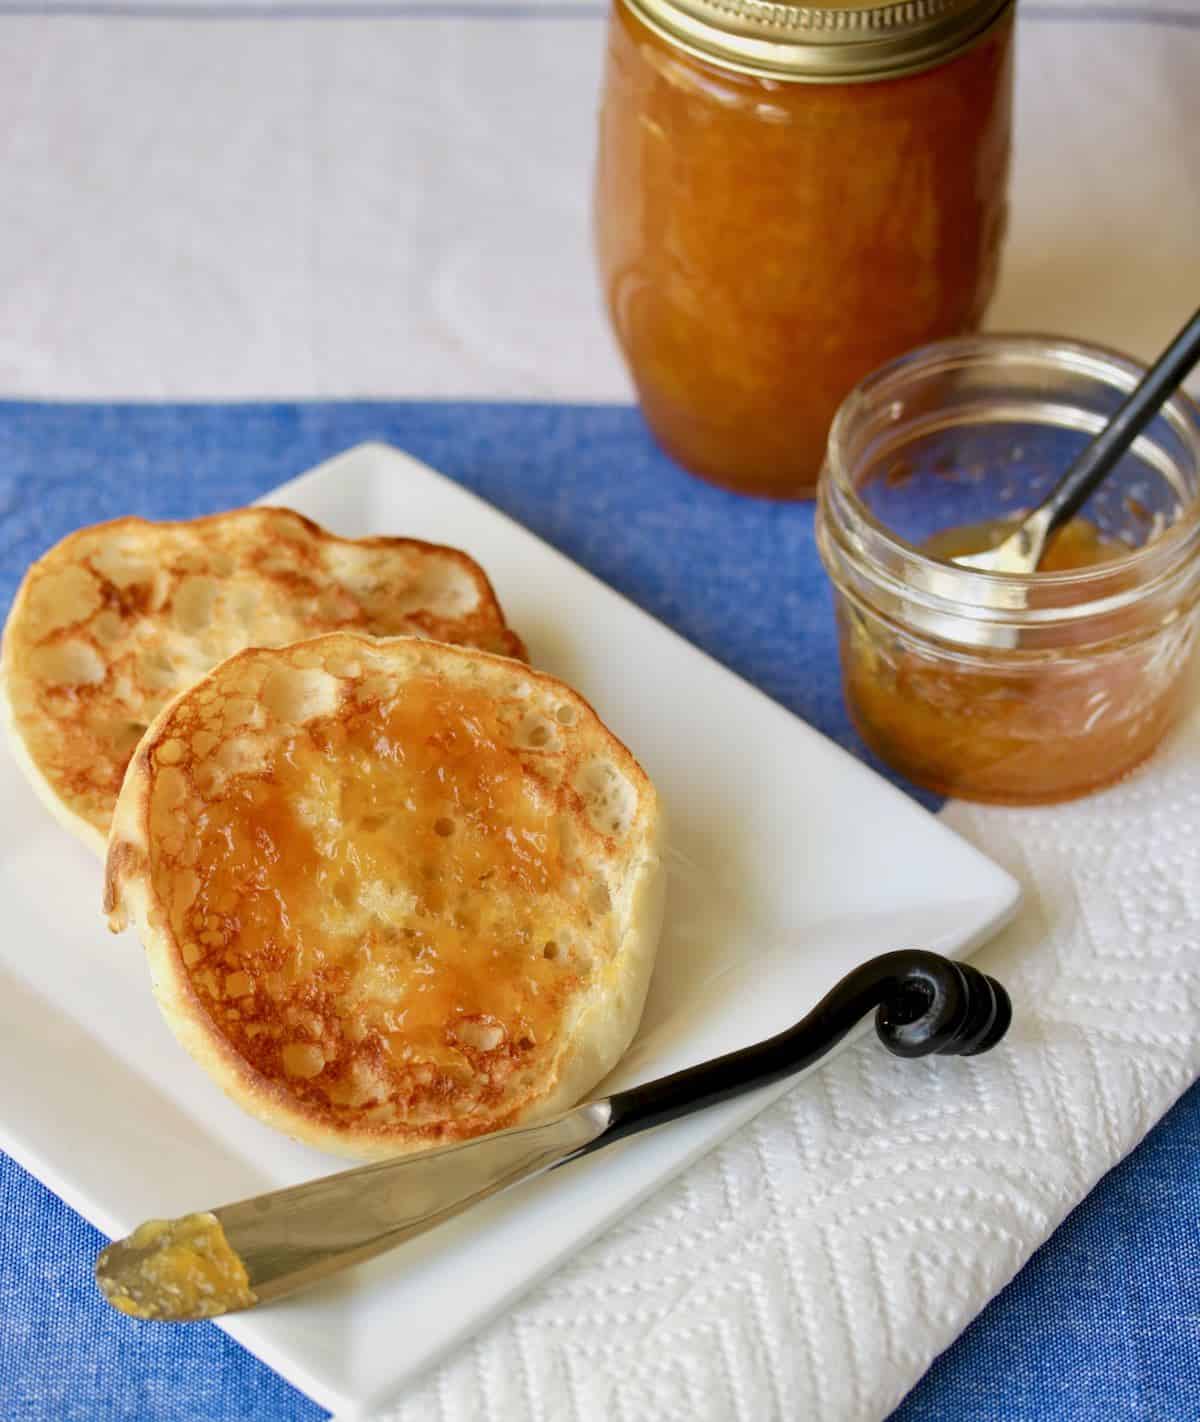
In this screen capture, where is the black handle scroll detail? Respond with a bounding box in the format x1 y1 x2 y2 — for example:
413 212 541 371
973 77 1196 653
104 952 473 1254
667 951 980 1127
595 951 1012 1151
876 956 1011 1059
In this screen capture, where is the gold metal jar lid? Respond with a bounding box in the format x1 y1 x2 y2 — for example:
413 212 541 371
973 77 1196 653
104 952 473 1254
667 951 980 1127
620 0 1015 82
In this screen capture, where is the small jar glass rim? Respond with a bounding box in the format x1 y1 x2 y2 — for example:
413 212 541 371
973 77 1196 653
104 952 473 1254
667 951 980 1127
822 331 1200 594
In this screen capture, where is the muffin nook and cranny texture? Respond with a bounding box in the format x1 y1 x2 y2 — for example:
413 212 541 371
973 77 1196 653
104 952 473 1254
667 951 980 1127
3 509 665 1159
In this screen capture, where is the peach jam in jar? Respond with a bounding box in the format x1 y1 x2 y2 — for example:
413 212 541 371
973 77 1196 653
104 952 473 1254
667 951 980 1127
595 0 1013 498
817 335 1200 805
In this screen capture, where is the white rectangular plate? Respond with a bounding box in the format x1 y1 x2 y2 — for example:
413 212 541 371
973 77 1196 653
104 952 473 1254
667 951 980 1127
0 443 1020 1416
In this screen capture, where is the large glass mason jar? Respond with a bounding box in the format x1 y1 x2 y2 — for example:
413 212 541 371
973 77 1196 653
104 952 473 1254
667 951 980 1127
594 0 1015 498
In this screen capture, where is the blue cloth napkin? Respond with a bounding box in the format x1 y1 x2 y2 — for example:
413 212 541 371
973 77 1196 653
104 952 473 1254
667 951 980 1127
0 401 1195 1421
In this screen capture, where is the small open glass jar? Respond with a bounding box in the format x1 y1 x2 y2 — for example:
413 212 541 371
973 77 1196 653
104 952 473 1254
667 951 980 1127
816 335 1200 805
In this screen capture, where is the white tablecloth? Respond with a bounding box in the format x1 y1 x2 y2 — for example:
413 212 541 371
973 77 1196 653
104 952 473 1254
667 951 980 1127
2 1 1198 402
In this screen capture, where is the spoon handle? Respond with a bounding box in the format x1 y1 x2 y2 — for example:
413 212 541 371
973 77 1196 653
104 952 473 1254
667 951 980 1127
1042 307 1200 532
596 949 1010 1148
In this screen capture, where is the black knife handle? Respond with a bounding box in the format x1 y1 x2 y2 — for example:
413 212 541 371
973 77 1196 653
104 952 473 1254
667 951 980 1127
594 950 1011 1149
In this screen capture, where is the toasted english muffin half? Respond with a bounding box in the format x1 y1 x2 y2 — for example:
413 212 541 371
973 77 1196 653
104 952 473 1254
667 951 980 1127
104 633 665 1160
1 508 526 856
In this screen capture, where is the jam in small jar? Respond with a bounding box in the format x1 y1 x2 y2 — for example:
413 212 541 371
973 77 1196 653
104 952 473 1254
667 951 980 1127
595 0 1014 498
817 335 1200 805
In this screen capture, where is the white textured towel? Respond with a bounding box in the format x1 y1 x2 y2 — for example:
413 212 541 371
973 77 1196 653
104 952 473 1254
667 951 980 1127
3 3 1199 1418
